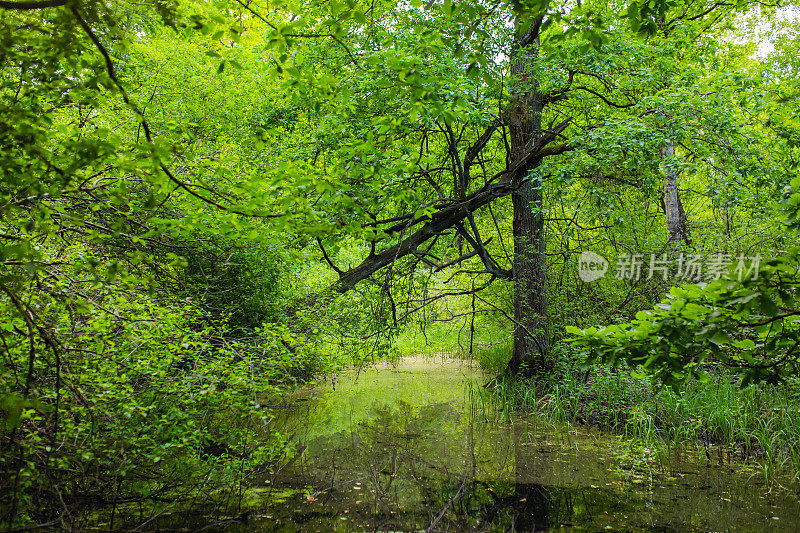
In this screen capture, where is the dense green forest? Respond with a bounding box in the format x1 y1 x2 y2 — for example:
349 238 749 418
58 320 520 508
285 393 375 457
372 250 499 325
1 0 800 530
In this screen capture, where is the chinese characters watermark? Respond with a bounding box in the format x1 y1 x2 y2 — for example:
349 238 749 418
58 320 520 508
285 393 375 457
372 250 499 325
578 251 761 282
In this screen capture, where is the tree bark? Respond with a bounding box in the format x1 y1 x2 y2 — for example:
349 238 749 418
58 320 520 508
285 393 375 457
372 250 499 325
504 18 550 375
509 174 549 374
661 139 691 245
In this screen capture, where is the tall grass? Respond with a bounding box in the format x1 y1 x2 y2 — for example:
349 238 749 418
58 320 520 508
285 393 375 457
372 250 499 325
394 321 514 370
474 347 800 487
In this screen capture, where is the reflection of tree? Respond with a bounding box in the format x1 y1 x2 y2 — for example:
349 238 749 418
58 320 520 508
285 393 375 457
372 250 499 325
488 482 553 531
275 398 618 531
369 402 566 531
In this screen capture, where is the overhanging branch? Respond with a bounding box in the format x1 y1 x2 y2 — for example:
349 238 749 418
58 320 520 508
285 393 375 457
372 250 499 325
333 181 516 293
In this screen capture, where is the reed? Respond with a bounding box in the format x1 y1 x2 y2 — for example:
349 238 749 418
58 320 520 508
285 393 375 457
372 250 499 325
477 354 800 487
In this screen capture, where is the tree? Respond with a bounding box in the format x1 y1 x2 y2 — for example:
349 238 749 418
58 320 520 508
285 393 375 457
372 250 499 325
285 0 770 375
661 139 691 245
569 5 800 388
0 0 776 383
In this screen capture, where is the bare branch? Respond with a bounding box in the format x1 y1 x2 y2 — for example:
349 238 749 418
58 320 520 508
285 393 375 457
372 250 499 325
316 237 344 276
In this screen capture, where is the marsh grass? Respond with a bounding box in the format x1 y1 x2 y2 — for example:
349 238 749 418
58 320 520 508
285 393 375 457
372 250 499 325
472 348 800 488
394 321 514 372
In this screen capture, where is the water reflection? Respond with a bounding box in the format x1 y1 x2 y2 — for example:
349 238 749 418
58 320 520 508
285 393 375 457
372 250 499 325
244 358 800 532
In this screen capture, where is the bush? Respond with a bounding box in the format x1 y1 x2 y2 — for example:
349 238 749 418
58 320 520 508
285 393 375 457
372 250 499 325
180 237 285 335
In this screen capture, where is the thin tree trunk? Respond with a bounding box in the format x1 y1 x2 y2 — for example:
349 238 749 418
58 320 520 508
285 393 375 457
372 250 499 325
661 139 690 245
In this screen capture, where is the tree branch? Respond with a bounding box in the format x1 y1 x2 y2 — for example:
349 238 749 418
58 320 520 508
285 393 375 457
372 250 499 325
571 86 635 108
316 237 344 276
500 118 572 181
457 216 512 280
433 240 491 272
334 181 516 293
464 120 500 176
0 0 65 10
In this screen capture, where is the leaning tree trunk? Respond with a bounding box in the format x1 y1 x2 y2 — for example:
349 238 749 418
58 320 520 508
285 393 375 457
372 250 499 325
661 139 691 245
505 22 550 376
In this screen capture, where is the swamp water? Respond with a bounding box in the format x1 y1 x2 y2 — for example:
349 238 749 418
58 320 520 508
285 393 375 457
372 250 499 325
241 357 800 532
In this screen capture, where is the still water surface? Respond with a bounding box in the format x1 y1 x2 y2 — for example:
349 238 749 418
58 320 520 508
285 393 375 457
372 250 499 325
245 357 800 532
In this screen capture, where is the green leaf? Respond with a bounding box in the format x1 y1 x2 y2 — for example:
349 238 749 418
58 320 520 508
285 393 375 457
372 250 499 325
734 339 755 350
710 332 731 346
565 325 584 336
759 295 779 317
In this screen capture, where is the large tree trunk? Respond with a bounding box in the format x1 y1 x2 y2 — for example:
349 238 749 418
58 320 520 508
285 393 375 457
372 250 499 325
504 20 551 375
661 139 691 245
509 175 549 374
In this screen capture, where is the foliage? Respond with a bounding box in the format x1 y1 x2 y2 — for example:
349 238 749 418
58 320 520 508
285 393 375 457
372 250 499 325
0 1 307 528
1 0 799 527
0 269 300 528
568 248 800 388
180 236 285 334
